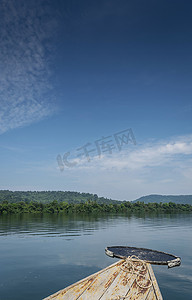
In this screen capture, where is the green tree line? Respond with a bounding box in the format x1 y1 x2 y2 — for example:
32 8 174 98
0 200 192 215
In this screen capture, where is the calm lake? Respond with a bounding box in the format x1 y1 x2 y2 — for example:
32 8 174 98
0 212 191 300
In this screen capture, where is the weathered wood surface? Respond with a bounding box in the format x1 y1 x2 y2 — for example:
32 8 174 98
43 260 163 300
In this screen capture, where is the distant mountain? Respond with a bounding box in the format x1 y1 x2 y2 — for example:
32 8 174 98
0 190 120 204
133 194 192 205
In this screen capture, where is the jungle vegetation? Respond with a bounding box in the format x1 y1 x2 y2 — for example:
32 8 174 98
0 200 192 215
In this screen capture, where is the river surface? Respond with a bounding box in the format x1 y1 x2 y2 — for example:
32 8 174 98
0 213 191 300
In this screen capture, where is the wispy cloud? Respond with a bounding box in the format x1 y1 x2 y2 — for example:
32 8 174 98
66 134 192 171
0 0 57 134
54 134 192 199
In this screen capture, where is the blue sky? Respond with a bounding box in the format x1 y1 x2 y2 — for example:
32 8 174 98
0 0 192 200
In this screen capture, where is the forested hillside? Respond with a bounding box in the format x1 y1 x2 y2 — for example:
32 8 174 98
133 194 192 204
0 190 120 204
1 191 192 205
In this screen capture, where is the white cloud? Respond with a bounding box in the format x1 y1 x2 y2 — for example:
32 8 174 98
70 135 192 171
0 0 57 134
54 134 192 199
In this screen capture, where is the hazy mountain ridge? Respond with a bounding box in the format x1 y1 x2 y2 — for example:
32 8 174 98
133 194 192 204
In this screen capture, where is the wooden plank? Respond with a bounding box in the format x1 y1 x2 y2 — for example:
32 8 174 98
147 264 163 300
125 263 153 300
76 262 122 300
145 287 158 300
43 260 163 300
99 267 137 299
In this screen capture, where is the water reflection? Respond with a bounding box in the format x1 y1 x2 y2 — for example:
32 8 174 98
1 212 191 237
0 212 192 300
